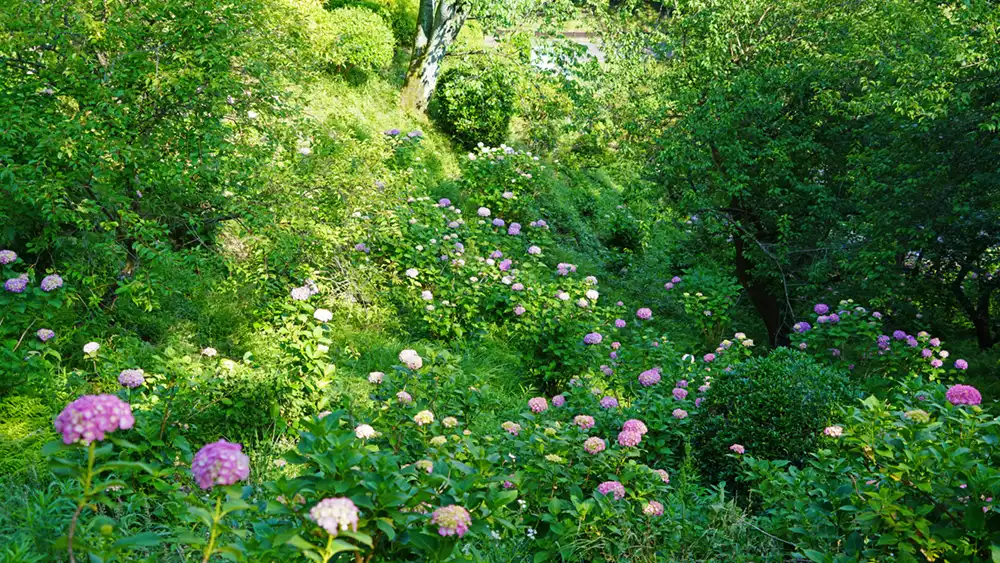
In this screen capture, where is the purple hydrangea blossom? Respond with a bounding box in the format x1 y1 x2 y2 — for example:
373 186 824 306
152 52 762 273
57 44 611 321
492 218 505 227
0 250 16 264
118 369 145 388
552 394 565 407
615 319 626 328
945 384 981 406
507 223 521 235
673 388 688 400
814 303 829 315
636 308 652 320
583 332 603 345
438 198 451 207
671 276 682 284
599 396 619 409
36 328 55 342
954 359 969 370
40 274 63 291
638 369 661 386
793 322 811 333
5 275 28 293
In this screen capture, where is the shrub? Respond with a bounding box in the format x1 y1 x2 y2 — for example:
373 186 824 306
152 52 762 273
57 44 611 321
290 1 394 73
691 348 855 485
325 0 417 45
743 379 998 561
430 66 517 149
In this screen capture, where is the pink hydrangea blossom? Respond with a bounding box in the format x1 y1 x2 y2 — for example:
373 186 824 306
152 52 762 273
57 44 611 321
622 419 648 435
431 505 471 537
584 436 606 454
729 444 745 454
528 397 549 413
596 481 625 500
191 440 250 489
574 415 595 430
599 396 619 409
638 369 661 386
823 426 843 437
643 500 664 516
653 469 669 483
636 308 652 320
672 409 688 420
617 430 642 447
54 395 135 445
502 421 521 436
310 498 359 537
673 388 688 401
946 384 982 406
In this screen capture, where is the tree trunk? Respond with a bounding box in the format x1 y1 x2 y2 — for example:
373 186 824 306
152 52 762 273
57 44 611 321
401 0 468 112
733 223 788 347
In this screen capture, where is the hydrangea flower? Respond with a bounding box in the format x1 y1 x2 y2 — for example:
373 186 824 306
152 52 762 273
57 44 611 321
0 250 16 264
5 275 28 293
653 469 670 483
596 481 625 501
414 410 434 425
636 308 652 320
54 394 135 445
118 369 145 388
574 415 595 430
511 283 524 291
614 319 627 329
576 298 589 308
191 440 250 489
638 368 661 387
368 371 384 384
399 349 423 369
954 359 969 370
492 218 505 227
599 396 618 409
354 243 369 252
622 419 647 435
617 430 642 447
528 397 549 413
430 436 447 446
929 337 941 347
904 409 930 423
431 505 471 537
502 421 521 436
438 198 451 207
39 274 63 292
673 388 688 401
793 322 811 333
477 207 491 217
502 191 514 199
508 223 521 236
946 384 982 406
671 276 682 284
415 460 434 473
585 289 599 301
310 498 359 537
290 286 311 301
892 330 907 340
513 305 526 316
729 444 745 454
313 308 333 323
551 394 566 407
397 391 413 404
823 426 843 437
583 332 603 345
671 408 688 419
643 501 664 516
83 342 100 355
355 424 378 439
36 328 55 342
202 347 217 357
930 359 943 368
703 353 716 363
527 245 541 255
498 259 512 271
584 437 606 454
664 282 674 290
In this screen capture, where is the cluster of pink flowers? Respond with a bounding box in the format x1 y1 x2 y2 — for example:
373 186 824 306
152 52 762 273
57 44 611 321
638 368 661 387
191 440 251 489
596 481 626 500
431 505 471 537
599 396 619 409
584 436 606 454
396 391 413 404
622 419 647 435
823 425 843 438
672 408 688 420
617 430 642 447
574 415 595 430
673 388 688 401
310 498 360 536
635 308 652 320
528 397 548 413
556 263 577 275
729 444 745 454
653 469 670 483
502 421 521 436
643 500 664 516
54 395 135 445
946 384 981 406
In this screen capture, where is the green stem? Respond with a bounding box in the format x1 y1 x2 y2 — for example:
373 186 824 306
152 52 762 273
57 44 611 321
321 533 335 563
67 442 97 563
202 496 223 563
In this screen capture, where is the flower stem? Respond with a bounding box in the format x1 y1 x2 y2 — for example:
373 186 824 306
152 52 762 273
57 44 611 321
202 496 223 563
67 442 96 563
321 533 335 563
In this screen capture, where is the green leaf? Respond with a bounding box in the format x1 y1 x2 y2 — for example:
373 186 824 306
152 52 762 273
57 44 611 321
113 532 163 548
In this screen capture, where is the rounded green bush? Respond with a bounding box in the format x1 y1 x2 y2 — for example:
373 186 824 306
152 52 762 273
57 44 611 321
691 348 855 485
291 1 394 73
429 66 517 149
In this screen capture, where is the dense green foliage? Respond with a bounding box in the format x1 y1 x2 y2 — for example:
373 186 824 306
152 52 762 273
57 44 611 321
2 0 999 561
430 65 517 149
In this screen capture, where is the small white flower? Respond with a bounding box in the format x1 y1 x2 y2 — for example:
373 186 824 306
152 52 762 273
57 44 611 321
405 268 419 279
421 290 433 301
314 308 333 322
585 289 599 301
297 146 312 156
201 347 218 357
83 342 100 355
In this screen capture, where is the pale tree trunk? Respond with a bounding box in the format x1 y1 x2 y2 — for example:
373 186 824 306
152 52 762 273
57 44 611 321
401 0 469 112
